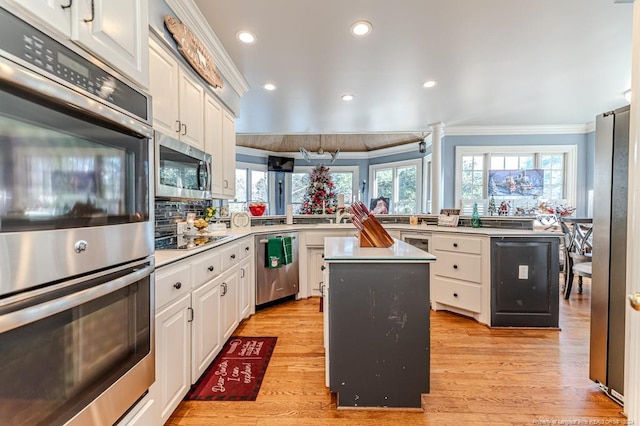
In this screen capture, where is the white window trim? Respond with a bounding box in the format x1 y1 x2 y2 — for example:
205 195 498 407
236 161 268 204
369 158 423 214
454 145 577 208
422 154 432 214
285 165 359 206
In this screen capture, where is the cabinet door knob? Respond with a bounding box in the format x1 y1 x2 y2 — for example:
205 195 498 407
453 243 458 248
173 282 182 289
453 293 458 298
320 265 326 271
231 254 236 259
245 246 250 251
453 264 458 269
208 265 214 272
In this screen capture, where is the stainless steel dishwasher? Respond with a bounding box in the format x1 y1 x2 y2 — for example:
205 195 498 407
255 232 299 306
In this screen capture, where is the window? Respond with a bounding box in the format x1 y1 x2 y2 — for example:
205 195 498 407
455 145 576 214
230 162 268 213
369 159 421 214
288 166 358 213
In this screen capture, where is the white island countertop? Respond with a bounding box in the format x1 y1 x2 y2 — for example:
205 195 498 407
323 236 437 263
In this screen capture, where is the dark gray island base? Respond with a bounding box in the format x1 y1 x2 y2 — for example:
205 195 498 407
324 237 435 409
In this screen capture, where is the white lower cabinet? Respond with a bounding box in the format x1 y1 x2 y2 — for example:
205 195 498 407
115 391 157 426
308 247 325 297
155 293 191 424
220 267 239 342
191 278 221 383
239 257 252 320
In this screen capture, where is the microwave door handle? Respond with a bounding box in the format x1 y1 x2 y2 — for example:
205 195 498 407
196 161 203 190
207 160 211 191
0 265 154 334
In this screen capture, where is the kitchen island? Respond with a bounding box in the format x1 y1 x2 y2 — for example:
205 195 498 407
323 236 436 409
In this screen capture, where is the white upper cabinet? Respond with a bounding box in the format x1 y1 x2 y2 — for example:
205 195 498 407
221 110 237 198
149 38 180 137
178 67 205 148
11 0 149 87
149 38 204 148
205 93 236 199
205 93 224 195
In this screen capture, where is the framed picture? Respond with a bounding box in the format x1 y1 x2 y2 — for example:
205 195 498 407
488 169 544 197
369 196 389 214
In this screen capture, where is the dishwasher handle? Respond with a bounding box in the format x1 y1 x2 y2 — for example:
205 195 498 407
259 236 297 244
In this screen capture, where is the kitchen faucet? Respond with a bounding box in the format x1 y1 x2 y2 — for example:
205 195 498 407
335 206 351 224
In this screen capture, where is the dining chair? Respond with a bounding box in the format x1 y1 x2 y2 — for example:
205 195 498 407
560 218 593 299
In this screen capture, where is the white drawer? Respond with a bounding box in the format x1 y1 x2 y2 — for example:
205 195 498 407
238 238 252 260
432 276 481 313
433 234 482 254
155 262 191 310
220 243 240 271
432 251 482 283
191 251 222 288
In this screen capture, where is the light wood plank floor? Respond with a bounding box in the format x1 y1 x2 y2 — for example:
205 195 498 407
168 279 626 425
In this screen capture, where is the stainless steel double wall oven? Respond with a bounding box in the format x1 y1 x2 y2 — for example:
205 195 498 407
0 6 154 426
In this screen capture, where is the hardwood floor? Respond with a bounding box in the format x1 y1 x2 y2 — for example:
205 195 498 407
167 279 626 425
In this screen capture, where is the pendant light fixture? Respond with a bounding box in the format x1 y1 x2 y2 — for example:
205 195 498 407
299 135 340 163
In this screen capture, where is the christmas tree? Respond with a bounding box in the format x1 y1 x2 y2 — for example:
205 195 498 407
299 164 337 214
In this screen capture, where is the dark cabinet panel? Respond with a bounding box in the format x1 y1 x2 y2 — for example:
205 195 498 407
491 238 559 327
329 262 430 408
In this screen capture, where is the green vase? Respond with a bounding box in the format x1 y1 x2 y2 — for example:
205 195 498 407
471 203 481 228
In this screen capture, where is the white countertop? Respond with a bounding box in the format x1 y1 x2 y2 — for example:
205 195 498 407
323 236 436 263
154 222 558 268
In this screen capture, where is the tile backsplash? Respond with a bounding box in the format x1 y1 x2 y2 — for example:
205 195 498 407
154 200 217 240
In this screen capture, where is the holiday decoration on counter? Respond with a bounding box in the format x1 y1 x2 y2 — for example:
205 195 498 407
299 164 337 214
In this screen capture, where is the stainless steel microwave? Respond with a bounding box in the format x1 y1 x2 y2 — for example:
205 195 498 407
155 131 212 200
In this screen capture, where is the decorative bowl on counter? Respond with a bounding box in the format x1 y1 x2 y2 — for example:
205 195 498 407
248 202 266 216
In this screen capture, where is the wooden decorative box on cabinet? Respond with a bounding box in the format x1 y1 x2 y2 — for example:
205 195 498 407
430 233 490 324
10 0 149 87
149 37 204 148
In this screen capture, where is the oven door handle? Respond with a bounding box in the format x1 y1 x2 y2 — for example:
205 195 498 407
0 265 154 334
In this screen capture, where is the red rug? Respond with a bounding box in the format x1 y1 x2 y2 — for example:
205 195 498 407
185 336 277 401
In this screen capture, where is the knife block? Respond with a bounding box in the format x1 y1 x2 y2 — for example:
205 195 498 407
358 214 394 248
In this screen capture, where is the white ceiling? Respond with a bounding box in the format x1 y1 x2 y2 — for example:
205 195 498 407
194 0 633 137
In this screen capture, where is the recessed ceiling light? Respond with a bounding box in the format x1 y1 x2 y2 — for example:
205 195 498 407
341 94 355 101
263 83 276 91
422 80 437 88
236 31 256 44
350 21 372 37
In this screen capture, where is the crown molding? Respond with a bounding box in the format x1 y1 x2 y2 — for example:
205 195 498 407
165 0 250 97
445 124 592 136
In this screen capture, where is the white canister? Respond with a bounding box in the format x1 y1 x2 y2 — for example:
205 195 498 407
286 204 293 225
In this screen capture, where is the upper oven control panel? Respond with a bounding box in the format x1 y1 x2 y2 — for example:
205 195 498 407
0 6 148 123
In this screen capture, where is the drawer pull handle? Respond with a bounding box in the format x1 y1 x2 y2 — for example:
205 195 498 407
208 265 215 272
453 264 458 269
453 293 458 298
174 282 182 290
453 243 458 248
